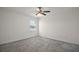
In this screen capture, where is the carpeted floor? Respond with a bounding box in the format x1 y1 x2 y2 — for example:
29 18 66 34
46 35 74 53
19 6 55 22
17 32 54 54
0 36 79 52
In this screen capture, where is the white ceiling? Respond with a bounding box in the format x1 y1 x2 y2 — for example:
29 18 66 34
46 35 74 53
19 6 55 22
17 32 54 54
2 7 36 16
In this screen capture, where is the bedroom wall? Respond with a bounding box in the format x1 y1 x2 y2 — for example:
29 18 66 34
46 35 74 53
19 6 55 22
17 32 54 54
0 8 38 44
39 7 79 45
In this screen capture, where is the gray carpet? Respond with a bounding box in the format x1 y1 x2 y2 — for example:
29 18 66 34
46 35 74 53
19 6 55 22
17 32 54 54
0 36 79 52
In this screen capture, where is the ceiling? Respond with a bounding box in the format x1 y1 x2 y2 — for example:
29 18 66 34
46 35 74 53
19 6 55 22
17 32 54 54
1 7 79 17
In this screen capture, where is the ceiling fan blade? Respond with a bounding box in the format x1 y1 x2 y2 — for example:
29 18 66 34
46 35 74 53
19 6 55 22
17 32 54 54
38 7 42 9
43 11 50 13
41 13 46 16
36 12 40 15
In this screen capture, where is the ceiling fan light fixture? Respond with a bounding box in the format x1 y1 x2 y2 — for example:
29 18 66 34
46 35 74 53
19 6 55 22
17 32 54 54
36 13 44 17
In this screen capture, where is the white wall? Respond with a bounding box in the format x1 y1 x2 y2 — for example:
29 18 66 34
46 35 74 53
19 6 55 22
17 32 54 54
0 8 38 44
39 7 79 45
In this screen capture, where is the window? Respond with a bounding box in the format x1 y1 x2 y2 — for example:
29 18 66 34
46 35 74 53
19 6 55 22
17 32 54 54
30 19 36 31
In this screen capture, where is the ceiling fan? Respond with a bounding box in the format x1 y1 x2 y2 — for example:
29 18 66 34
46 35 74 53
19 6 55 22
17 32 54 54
36 7 50 16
